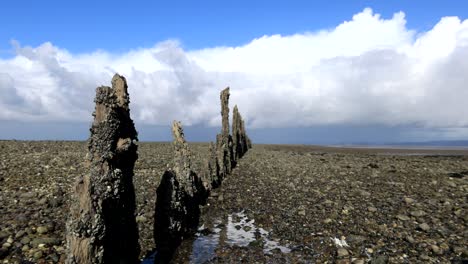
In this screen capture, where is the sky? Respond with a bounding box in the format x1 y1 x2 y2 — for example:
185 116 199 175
1 1 468 144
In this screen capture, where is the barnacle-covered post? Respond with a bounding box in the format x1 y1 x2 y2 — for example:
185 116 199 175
66 74 139 264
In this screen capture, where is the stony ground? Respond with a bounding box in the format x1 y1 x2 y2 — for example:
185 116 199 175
0 141 467 263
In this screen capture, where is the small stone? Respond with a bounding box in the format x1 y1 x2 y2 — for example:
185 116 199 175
431 245 441 255
2 242 11 248
15 230 26 238
439 243 449 251
33 250 43 259
20 237 30 244
410 210 426 217
405 236 415 243
324 218 332 224
22 245 29 252
418 223 430 232
353 259 365 264
404 197 415 204
0 231 8 240
447 181 456 187
371 255 389 264
30 237 61 247
36 226 48 234
337 248 349 257
360 190 371 197
396 214 410 221
367 248 374 254
368 206 377 212
38 197 48 205
298 210 306 216
6 237 13 244
49 253 59 262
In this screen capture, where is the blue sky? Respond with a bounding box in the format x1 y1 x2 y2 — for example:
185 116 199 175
1 1 468 144
1 0 466 54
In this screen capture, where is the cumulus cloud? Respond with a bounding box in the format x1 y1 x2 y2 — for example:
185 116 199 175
1 8 468 133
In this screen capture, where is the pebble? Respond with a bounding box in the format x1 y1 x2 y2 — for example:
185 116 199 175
20 236 30 244
404 197 415 204
405 236 415 243
367 206 377 212
337 248 349 257
431 245 441 254
410 210 426 217
396 214 410 221
2 243 11 249
36 226 48 234
418 223 430 232
298 210 306 216
371 255 389 264
14 230 25 238
33 250 43 259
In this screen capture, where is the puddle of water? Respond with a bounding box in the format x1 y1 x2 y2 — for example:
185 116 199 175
143 211 291 263
190 222 222 264
189 211 290 263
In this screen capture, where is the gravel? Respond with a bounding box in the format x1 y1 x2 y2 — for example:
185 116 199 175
1 141 467 263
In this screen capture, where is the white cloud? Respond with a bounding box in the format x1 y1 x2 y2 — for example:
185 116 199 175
1 8 468 133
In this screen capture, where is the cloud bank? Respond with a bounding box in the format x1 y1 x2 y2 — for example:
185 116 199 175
1 8 468 134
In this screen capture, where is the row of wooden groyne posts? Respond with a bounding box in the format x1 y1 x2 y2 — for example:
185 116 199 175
65 74 252 263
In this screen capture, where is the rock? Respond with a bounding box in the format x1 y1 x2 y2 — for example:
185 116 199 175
360 190 371 197
404 197 415 204
33 250 43 259
15 230 26 238
298 210 306 216
368 206 377 212
0 231 8 240
19 192 36 199
20 237 30 244
2 242 11 248
371 255 389 264
337 248 349 257
418 223 430 232
405 236 415 244
347 235 366 244
36 226 48 234
48 197 63 208
31 237 61 247
324 218 333 224
66 74 140 264
431 244 441 255
21 245 29 252
396 214 410 221
410 210 426 217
